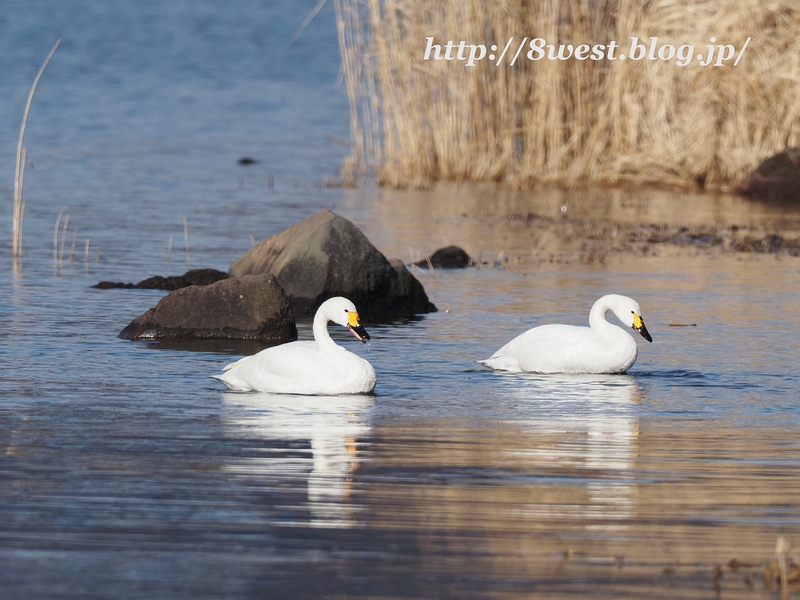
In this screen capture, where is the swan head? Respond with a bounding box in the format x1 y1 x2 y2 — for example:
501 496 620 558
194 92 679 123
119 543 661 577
601 294 653 343
320 297 371 343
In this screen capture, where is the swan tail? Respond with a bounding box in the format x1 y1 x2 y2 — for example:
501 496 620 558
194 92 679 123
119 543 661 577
477 355 521 372
210 372 251 391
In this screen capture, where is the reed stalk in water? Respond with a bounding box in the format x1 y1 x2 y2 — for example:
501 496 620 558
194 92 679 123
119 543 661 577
69 227 78 263
183 217 191 269
13 39 60 260
336 1 800 190
16 149 27 255
59 213 70 268
53 206 66 273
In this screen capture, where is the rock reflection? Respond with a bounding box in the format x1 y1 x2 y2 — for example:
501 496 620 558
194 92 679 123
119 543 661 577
501 374 641 532
221 392 373 528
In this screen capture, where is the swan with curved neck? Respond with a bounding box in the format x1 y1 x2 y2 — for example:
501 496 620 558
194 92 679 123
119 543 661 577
478 294 653 374
213 297 376 394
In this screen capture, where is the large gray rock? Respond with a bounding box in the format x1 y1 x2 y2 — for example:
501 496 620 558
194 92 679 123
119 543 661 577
229 210 437 317
118 274 297 342
739 148 800 202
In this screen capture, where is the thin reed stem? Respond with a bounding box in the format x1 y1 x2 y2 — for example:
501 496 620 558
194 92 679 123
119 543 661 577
14 39 61 260
69 227 78 263
15 149 28 259
60 214 70 269
53 206 66 272
183 217 191 270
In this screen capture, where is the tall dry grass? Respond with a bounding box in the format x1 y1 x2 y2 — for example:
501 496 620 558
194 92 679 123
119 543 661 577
335 0 800 190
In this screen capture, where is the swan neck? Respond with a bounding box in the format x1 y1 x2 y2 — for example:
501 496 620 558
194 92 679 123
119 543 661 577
589 298 618 336
313 309 338 352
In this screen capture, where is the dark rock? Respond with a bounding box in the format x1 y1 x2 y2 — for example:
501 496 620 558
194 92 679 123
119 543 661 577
238 157 258 165
414 245 474 269
388 259 434 312
739 148 800 202
668 233 722 248
118 274 297 342
736 234 800 255
134 276 175 290
181 269 228 287
94 268 228 291
229 209 437 317
94 281 135 289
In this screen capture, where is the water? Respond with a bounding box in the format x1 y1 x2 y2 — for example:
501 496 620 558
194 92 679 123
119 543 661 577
2 2 800 599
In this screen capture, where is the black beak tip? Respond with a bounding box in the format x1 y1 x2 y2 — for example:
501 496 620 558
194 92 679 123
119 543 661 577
349 324 370 343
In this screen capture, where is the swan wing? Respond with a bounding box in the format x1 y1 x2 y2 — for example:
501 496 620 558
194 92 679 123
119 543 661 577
215 342 321 392
481 324 635 374
480 325 581 372
214 341 376 394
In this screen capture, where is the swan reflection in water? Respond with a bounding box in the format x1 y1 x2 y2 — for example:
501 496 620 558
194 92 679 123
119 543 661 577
221 392 373 528
220 375 640 530
497 373 642 531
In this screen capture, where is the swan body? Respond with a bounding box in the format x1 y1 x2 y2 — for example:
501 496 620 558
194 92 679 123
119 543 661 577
478 294 653 374
212 297 376 395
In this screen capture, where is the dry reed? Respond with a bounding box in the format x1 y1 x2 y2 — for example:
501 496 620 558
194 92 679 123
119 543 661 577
69 227 78 263
335 1 800 190
59 213 70 269
53 206 66 272
13 39 60 259
16 149 27 254
183 217 191 269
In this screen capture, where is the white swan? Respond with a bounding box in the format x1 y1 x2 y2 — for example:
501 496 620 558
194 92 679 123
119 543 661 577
478 294 653 374
212 297 376 394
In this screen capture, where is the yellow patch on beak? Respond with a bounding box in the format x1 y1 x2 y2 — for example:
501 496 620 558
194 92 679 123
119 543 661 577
348 311 361 327
631 312 653 342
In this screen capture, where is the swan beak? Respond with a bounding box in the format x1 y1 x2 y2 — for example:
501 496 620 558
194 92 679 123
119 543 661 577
346 311 371 343
632 313 653 343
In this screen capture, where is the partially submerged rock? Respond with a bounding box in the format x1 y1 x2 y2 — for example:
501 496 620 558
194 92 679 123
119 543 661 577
95 268 227 291
739 148 800 202
118 274 297 342
414 245 474 269
229 209 436 316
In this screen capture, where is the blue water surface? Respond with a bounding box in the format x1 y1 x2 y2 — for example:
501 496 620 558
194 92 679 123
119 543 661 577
1 2 800 599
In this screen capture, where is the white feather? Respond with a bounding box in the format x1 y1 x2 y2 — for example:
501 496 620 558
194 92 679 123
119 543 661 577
478 294 652 374
212 297 376 394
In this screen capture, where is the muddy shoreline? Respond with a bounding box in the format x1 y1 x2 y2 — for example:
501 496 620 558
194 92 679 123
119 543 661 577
489 213 800 265
354 185 800 267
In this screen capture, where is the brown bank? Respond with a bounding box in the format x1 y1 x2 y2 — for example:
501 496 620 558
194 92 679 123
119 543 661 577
739 148 800 203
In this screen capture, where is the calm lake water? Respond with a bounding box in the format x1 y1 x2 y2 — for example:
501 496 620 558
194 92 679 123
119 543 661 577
2 2 800 599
